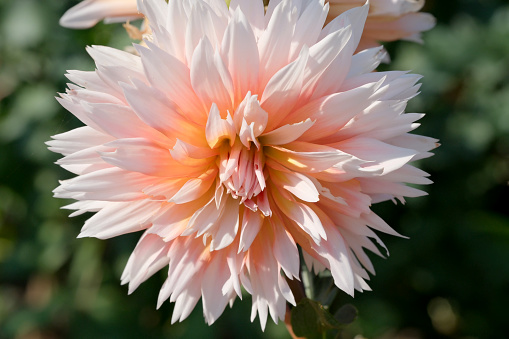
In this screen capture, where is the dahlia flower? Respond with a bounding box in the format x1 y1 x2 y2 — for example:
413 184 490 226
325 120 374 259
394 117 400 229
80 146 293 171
50 0 436 329
327 0 436 50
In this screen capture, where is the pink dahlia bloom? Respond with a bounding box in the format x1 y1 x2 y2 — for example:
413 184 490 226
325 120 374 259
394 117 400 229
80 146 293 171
328 0 436 50
60 0 141 29
50 0 436 329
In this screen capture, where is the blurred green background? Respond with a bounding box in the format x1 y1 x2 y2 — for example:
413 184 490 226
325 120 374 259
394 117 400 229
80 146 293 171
1 0 508 338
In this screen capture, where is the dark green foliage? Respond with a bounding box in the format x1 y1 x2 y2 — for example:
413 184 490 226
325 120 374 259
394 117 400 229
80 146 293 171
291 298 356 339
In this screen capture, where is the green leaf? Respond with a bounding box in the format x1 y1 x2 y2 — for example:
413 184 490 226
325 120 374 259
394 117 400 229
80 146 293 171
291 298 344 339
334 304 357 325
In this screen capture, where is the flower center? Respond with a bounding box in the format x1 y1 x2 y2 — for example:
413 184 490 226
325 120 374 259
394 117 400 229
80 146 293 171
218 138 266 204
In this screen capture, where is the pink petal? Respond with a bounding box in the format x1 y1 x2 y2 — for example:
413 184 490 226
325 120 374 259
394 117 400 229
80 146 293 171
332 137 418 175
122 79 207 147
270 214 299 279
191 38 234 115
78 200 160 239
54 167 154 201
310 224 355 296
271 188 326 244
302 25 354 102
170 168 217 204
84 102 171 148
229 0 265 38
289 82 378 142
101 138 206 178
238 208 263 253
259 119 314 146
121 232 170 294
265 141 357 173
261 46 309 131
257 0 298 88
47 126 114 156
221 8 260 105
60 0 140 29
205 104 236 149
269 169 320 203
136 41 206 123
233 92 268 138
289 0 328 61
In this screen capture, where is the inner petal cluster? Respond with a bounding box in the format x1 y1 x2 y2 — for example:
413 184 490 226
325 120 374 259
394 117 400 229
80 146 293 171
218 139 265 204
205 91 272 211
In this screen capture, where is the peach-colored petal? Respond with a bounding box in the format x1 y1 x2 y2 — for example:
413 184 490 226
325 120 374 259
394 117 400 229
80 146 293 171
136 42 206 123
60 0 140 29
122 80 207 147
205 104 236 149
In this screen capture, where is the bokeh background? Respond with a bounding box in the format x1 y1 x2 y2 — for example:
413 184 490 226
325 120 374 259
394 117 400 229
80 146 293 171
1 0 508 338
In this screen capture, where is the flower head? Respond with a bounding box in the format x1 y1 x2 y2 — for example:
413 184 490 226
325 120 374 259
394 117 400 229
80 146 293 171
327 0 436 50
50 0 436 329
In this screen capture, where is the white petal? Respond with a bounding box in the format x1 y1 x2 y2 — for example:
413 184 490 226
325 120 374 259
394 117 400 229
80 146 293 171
48 126 114 156
259 119 314 145
78 200 159 239
289 82 378 142
121 232 170 294
261 46 310 131
289 0 328 61
271 188 326 243
310 226 355 296
191 38 234 114
84 102 171 147
333 137 417 175
301 25 354 101
221 8 260 105
269 169 320 203
55 167 153 201
270 214 299 279
209 197 240 251
258 0 298 88
238 208 263 252
201 253 230 324
229 0 265 38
